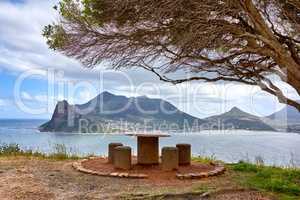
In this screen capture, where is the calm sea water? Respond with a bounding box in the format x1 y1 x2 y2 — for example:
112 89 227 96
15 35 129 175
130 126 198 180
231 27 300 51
0 119 300 167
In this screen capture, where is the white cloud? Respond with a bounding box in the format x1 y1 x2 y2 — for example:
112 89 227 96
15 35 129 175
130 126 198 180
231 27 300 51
34 94 48 102
0 0 163 85
21 91 33 100
77 89 96 103
0 0 97 78
0 99 7 106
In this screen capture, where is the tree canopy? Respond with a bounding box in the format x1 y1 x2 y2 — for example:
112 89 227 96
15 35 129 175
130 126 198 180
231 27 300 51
43 0 300 110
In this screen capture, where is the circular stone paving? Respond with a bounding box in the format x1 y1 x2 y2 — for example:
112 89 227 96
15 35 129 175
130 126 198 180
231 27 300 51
73 157 225 182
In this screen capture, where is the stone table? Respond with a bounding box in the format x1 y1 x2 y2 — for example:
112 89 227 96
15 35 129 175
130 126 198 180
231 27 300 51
126 133 170 165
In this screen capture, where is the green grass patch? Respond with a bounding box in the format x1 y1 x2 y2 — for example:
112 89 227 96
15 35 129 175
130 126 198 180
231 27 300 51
0 143 81 160
229 161 300 200
192 155 217 164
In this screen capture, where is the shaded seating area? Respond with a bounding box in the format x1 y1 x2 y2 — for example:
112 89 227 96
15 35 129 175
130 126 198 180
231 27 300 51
73 133 225 181
109 133 192 171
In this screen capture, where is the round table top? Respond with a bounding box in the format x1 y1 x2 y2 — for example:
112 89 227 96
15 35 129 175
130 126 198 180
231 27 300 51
125 132 171 137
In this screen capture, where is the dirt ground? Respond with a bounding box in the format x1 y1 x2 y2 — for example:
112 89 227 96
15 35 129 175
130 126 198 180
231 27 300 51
0 157 273 200
81 157 217 186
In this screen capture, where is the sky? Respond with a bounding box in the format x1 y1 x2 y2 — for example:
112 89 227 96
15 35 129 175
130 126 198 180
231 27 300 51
0 0 299 119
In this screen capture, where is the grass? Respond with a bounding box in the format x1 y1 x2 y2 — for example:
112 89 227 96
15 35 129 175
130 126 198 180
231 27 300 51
192 154 218 164
229 161 300 200
0 143 81 160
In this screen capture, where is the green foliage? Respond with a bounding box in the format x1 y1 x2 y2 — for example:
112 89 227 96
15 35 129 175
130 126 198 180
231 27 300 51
0 143 80 160
0 143 22 155
43 0 139 51
58 0 82 19
42 24 68 50
231 161 259 173
43 0 81 50
230 161 300 199
82 0 105 25
192 154 217 164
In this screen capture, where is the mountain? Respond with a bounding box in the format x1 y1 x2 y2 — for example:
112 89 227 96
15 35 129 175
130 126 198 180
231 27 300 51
39 92 204 133
40 92 279 133
267 102 300 124
266 102 300 132
203 107 275 131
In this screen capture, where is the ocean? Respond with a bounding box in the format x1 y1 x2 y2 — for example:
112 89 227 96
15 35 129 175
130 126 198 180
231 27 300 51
0 119 300 167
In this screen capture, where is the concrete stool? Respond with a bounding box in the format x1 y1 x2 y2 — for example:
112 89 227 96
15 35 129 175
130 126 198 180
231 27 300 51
161 147 179 171
176 144 191 165
108 143 123 164
114 146 132 170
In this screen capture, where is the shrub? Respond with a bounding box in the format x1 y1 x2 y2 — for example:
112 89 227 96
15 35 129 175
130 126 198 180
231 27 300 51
230 161 300 198
0 143 23 155
0 143 80 160
231 161 259 173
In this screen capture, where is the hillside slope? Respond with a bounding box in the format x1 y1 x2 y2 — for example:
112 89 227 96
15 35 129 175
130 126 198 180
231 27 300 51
39 92 203 132
203 107 275 131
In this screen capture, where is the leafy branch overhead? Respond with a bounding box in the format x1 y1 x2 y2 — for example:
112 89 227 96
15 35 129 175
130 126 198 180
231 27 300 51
43 0 300 110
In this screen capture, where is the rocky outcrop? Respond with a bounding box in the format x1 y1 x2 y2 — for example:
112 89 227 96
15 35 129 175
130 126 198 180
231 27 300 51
39 92 204 133
39 100 80 132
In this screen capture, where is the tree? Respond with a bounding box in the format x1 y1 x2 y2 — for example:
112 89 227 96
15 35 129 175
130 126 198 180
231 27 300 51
43 0 300 110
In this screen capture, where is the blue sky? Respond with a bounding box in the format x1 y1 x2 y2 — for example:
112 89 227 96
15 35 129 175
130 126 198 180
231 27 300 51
0 0 299 119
